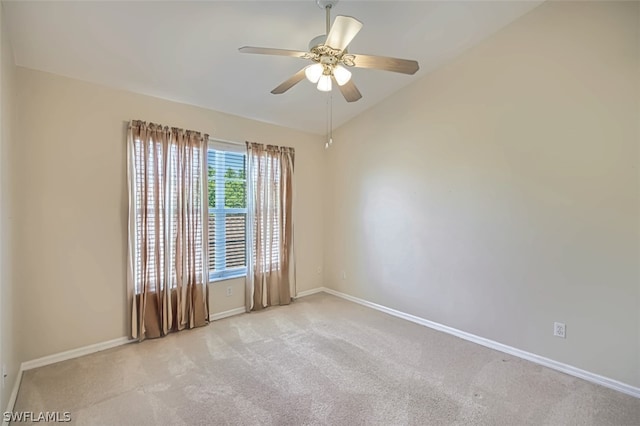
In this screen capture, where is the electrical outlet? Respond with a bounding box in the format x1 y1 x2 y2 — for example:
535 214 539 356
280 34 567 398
554 322 566 338
342 271 347 280
226 286 233 297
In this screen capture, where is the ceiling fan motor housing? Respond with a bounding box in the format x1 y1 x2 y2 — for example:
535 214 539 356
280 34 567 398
308 35 327 51
320 56 337 66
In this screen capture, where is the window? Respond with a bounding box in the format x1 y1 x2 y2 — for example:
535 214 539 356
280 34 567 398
208 142 247 280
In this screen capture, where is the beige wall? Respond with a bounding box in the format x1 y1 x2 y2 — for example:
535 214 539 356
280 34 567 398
324 1 639 387
5 0 639 393
13 68 325 361
0 2 19 411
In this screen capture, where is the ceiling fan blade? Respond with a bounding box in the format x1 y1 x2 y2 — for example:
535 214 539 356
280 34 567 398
336 78 362 103
271 68 308 95
239 46 308 59
351 54 419 75
324 16 363 52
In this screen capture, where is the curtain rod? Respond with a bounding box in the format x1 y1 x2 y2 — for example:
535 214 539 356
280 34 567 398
208 137 244 147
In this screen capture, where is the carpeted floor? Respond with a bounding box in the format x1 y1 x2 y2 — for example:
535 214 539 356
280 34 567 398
13 293 640 425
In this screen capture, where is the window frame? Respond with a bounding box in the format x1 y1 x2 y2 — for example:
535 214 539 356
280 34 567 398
207 140 248 282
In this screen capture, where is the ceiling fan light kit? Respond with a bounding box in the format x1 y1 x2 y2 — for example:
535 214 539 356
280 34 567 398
305 63 324 83
239 0 419 103
333 65 352 86
317 74 332 92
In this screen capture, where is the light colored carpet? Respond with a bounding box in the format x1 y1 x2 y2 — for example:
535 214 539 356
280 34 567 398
13 293 640 425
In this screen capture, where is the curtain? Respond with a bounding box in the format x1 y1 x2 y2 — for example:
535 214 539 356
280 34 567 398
127 120 209 341
245 142 295 311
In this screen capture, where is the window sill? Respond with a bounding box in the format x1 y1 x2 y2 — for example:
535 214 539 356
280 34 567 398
209 272 246 283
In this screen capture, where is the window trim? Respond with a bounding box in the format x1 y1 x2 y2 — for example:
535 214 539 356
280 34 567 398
207 140 247 282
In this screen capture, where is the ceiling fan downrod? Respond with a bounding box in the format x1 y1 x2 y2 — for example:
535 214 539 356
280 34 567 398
325 3 331 34
316 0 338 35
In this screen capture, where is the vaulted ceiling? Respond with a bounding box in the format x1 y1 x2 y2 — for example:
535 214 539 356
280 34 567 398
4 0 543 135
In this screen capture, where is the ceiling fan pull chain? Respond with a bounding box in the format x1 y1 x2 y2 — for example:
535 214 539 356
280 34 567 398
326 91 333 149
325 92 330 148
329 92 333 145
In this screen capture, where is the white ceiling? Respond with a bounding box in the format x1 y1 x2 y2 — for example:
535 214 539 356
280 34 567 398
4 0 543 135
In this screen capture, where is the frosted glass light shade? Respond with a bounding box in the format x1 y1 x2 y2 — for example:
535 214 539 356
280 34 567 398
333 65 352 86
305 64 324 83
317 75 332 92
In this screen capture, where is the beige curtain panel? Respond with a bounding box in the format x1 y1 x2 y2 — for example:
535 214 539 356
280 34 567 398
245 142 295 311
127 120 209 341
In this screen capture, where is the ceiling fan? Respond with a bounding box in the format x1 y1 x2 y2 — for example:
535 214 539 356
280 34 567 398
239 0 419 103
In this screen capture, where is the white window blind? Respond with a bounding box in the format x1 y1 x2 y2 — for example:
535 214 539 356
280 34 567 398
208 142 247 280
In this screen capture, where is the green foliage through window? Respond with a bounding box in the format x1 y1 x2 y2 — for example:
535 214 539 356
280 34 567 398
208 153 246 209
224 167 246 208
208 167 216 208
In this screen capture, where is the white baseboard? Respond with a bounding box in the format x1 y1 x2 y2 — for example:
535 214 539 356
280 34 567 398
21 337 134 371
3 337 133 424
8 287 639 402
209 288 324 320
2 367 23 426
209 307 246 321
295 287 324 298
321 287 640 399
